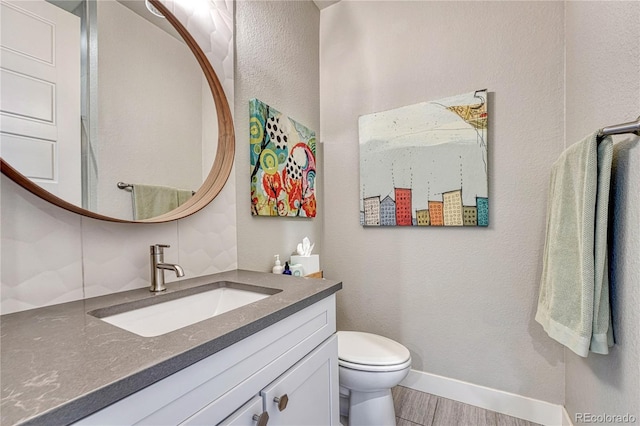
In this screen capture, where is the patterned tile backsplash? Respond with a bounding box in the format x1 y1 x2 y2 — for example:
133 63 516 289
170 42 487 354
1 178 84 314
177 175 238 279
81 219 180 299
0 0 236 315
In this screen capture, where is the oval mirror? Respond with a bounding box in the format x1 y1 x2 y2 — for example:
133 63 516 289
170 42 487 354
0 0 235 222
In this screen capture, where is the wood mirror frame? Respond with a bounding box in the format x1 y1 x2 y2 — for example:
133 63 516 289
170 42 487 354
0 0 235 223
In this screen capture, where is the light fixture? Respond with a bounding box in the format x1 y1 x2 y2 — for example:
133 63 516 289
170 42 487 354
145 0 165 18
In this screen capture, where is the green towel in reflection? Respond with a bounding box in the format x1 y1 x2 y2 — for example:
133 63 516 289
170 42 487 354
132 184 193 220
535 132 614 357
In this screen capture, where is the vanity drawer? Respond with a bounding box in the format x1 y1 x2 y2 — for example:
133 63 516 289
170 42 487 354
217 396 265 426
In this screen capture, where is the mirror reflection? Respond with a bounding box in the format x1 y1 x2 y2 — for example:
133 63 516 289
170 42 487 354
0 0 217 220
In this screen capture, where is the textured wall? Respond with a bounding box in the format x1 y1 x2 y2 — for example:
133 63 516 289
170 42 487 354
0 0 237 314
235 1 322 273
320 1 566 403
96 1 205 219
564 1 640 421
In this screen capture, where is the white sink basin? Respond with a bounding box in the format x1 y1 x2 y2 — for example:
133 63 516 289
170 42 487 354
96 284 277 337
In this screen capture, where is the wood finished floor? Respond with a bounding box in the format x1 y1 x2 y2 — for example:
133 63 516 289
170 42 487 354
391 386 541 426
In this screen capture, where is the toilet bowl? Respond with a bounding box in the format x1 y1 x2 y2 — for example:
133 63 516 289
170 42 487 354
337 331 411 426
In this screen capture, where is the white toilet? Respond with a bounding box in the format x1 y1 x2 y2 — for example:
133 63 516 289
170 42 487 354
337 331 412 426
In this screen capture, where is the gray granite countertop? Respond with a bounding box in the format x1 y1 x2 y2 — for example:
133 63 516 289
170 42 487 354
0 270 342 426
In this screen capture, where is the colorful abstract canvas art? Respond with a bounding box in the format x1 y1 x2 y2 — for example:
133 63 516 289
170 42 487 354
250 99 317 217
359 90 488 227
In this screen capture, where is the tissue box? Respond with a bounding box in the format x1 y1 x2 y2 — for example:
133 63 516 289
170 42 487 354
290 255 320 276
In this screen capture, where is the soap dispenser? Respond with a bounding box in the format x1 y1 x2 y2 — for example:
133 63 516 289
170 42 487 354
272 255 284 274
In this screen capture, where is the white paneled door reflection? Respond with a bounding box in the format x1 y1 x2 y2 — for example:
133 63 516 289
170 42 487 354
0 0 81 205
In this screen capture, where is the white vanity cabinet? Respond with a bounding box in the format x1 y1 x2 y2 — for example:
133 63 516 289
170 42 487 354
76 294 339 426
208 335 337 426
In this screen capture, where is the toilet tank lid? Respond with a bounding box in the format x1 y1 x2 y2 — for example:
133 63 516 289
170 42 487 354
337 331 411 366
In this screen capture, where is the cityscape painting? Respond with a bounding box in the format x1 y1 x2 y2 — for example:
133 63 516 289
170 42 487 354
359 90 488 227
250 99 317 217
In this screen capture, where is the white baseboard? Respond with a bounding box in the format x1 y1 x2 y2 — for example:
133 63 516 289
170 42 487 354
562 406 574 426
400 369 564 426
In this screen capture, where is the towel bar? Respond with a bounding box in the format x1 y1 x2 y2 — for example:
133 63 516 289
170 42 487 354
597 116 640 141
117 182 133 191
117 182 196 195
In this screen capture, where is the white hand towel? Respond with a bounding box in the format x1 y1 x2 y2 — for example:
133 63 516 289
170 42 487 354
535 133 613 357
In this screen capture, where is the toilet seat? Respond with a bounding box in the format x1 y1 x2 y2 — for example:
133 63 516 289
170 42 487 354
339 357 412 372
337 331 411 372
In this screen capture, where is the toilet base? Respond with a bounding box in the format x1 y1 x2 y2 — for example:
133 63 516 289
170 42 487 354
340 386 350 417
348 388 396 426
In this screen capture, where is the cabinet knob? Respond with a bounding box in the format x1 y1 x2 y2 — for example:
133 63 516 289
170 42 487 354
273 394 289 411
252 412 269 426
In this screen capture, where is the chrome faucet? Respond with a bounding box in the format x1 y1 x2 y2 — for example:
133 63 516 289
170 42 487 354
149 244 184 292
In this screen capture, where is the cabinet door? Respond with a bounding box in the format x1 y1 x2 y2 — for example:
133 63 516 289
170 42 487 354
219 396 268 426
261 335 339 425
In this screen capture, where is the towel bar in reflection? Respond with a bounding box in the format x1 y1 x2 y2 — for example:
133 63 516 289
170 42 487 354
116 182 196 196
